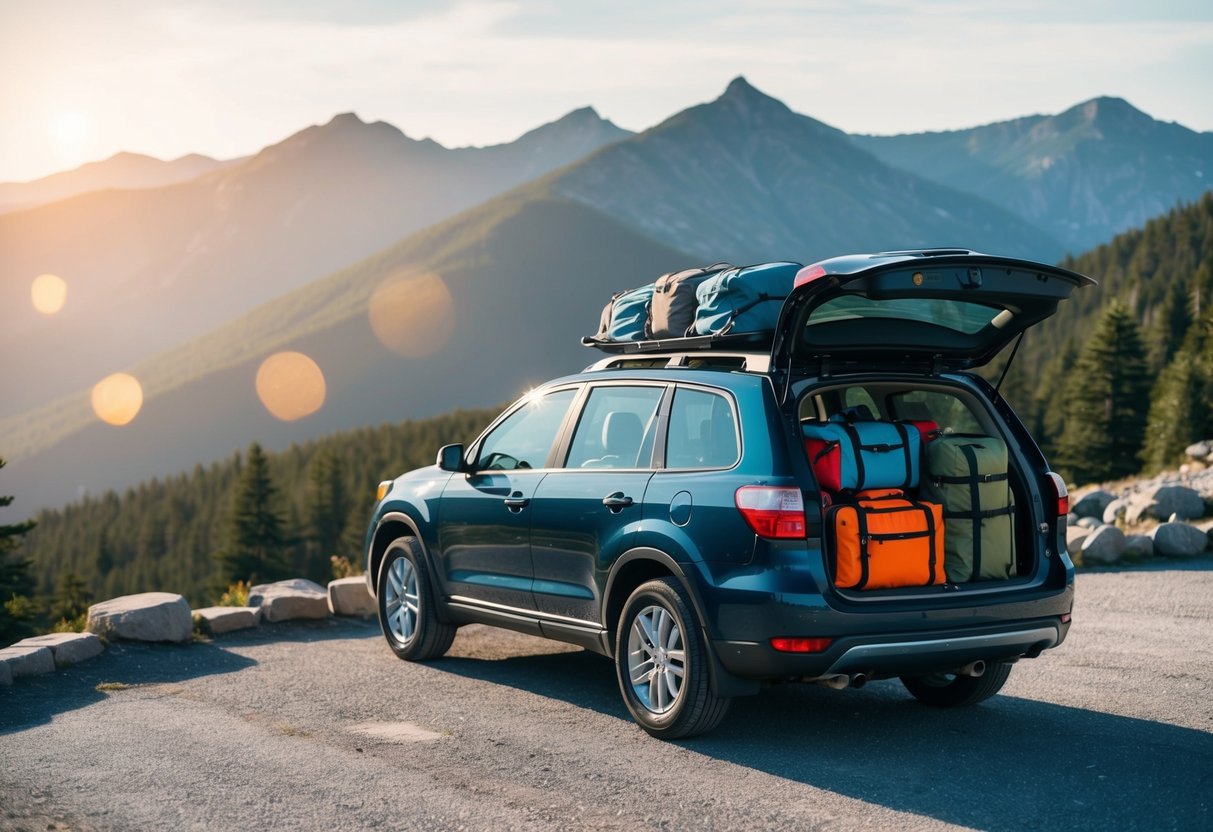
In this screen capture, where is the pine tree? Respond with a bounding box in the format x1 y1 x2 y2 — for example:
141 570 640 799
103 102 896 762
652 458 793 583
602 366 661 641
214 443 290 587
50 570 92 628
305 447 349 582
0 457 39 645
1140 349 1207 472
1055 301 1152 484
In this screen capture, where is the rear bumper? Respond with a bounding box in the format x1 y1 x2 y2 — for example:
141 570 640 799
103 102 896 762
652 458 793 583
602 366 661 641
713 616 1070 680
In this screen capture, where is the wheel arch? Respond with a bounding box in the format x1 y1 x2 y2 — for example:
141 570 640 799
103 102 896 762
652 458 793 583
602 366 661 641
369 512 424 599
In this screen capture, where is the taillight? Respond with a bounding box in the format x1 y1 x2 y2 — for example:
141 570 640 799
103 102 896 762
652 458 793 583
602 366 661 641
735 486 806 539
770 637 833 653
1046 472 1069 517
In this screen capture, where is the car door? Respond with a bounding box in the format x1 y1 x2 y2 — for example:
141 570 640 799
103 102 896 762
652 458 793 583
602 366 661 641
436 386 578 612
528 383 666 623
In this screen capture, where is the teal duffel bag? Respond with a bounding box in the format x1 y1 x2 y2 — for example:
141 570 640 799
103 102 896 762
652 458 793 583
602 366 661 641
920 434 1016 581
593 284 655 342
692 262 802 336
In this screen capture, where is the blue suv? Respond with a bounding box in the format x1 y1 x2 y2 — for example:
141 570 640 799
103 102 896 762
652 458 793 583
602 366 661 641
364 251 1090 738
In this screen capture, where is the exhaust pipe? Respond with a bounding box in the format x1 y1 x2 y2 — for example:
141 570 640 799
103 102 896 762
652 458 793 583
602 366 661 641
953 660 986 678
849 672 869 689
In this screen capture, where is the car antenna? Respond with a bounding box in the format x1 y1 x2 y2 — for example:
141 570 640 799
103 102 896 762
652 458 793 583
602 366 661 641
993 331 1025 401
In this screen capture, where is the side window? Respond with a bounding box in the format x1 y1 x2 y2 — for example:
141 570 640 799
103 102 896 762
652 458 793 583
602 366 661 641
565 386 664 469
888 390 982 434
666 388 739 469
475 388 576 470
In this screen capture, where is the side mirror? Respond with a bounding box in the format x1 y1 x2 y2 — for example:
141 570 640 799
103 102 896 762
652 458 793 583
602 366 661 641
436 444 467 473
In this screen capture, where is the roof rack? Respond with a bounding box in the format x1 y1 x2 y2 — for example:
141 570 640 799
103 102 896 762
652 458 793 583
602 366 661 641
581 330 774 354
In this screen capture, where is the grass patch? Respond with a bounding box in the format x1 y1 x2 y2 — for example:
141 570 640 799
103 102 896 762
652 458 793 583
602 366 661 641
95 682 133 692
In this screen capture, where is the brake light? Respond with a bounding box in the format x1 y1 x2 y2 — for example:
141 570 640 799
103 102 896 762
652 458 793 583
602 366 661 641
771 637 833 653
735 486 806 539
1046 472 1069 517
794 263 828 288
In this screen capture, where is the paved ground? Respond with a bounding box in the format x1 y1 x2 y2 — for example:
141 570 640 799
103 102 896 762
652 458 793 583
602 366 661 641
2 562 1211 831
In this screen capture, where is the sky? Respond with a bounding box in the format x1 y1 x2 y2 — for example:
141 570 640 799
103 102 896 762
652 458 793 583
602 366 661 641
1 0 1211 183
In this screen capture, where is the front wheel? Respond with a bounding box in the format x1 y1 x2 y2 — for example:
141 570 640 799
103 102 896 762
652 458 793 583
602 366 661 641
900 661 1013 707
377 537 457 661
614 578 730 739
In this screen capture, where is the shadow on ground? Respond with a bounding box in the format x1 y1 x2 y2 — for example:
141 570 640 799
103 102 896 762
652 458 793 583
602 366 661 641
432 648 1211 831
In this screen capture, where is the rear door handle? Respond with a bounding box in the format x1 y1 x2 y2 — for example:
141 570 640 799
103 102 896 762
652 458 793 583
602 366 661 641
602 492 634 513
504 493 530 512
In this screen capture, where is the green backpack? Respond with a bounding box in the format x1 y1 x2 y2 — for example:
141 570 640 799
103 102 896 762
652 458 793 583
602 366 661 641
921 435 1016 581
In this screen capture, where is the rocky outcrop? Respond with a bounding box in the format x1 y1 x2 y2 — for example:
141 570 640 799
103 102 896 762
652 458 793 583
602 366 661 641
1149 522 1210 557
0 645 56 679
87 592 193 643
1071 489 1115 520
1123 534 1154 559
328 577 376 617
248 579 329 623
1066 524 1090 557
1124 485 1205 524
192 606 261 636
15 632 103 666
1080 525 1127 564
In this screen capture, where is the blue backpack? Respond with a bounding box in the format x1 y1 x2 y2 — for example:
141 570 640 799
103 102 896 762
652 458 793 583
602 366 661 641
692 262 802 336
594 284 655 342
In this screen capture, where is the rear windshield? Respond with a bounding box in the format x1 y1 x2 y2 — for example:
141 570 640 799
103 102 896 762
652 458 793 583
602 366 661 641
804 295 1008 336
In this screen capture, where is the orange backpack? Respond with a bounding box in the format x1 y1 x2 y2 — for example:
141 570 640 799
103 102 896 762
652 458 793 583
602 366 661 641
826 489 946 590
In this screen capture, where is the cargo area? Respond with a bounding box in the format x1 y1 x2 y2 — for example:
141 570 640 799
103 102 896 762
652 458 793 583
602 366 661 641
795 375 1047 596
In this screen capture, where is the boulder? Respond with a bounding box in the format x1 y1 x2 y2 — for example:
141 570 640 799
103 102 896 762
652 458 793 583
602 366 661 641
1184 441 1211 460
0 645 56 678
1075 516 1102 529
1065 525 1090 557
248 579 329 623
1149 522 1210 558
1123 534 1154 559
1134 485 1206 523
1071 489 1116 520
15 632 103 666
1102 498 1129 525
87 592 193 643
1079 525 1127 564
193 606 261 635
328 577 376 617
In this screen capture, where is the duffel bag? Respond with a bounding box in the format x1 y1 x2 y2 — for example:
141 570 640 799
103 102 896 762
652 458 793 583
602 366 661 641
826 489 946 590
593 284 655 342
803 416 922 492
647 263 732 339
692 261 802 336
920 434 1016 581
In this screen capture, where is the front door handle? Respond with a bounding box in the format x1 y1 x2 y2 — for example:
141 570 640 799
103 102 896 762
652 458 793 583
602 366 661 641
504 492 530 513
602 492 634 513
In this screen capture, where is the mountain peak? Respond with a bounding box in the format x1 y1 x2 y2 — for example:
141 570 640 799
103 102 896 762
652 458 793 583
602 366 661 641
1069 96 1154 130
326 112 367 128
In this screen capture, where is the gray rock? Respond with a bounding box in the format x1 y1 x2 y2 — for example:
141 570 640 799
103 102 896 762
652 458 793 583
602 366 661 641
193 606 261 635
0 659 10 686
1149 522 1210 557
1184 441 1211 459
1080 525 1127 564
1102 498 1129 525
328 577 376 617
1071 489 1116 519
0 645 56 678
1138 485 1206 522
248 579 329 623
1066 525 1090 557
87 592 193 643
1123 534 1154 558
15 632 103 666
1076 516 1102 529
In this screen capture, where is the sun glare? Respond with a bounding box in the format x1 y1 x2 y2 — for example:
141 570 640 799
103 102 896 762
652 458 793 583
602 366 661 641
91 373 144 427
52 111 90 147
367 270 455 358
255 351 327 421
31 273 68 314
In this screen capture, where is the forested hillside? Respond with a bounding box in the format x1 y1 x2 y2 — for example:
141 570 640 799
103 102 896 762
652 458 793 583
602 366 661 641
19 407 498 607
999 193 1213 477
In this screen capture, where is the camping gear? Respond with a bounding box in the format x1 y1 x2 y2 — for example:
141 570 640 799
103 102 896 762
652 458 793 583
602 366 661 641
826 488 946 590
647 264 732 339
692 261 801 336
593 284 655 342
802 416 922 492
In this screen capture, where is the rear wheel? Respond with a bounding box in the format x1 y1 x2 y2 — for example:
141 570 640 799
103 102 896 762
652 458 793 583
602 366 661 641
377 537 457 661
900 661 1013 707
615 578 730 739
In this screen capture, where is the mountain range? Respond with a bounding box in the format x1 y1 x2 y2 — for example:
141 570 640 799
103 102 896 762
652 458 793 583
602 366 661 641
2 77 1211 511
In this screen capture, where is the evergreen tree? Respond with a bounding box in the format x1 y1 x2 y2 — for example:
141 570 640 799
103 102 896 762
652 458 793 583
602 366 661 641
215 443 290 587
1055 301 1152 484
305 447 349 582
1140 349 1207 472
0 457 39 645
51 570 92 627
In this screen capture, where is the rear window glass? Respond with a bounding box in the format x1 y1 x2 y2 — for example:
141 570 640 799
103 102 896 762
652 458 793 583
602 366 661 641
666 388 739 469
804 296 1007 335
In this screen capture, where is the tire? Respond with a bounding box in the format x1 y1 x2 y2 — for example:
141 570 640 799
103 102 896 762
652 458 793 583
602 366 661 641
377 537 457 661
900 661 1013 707
614 578 730 739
